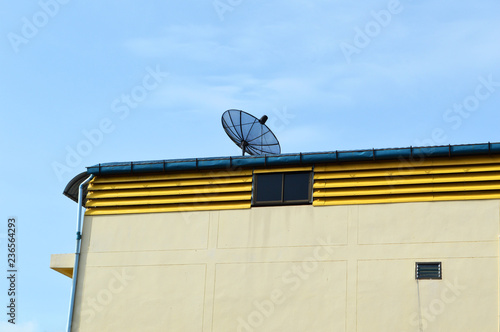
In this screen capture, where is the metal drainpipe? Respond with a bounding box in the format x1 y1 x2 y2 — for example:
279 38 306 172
66 174 94 332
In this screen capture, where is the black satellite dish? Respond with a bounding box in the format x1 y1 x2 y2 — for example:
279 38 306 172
222 109 281 156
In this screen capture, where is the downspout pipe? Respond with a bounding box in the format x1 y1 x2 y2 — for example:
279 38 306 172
66 174 94 332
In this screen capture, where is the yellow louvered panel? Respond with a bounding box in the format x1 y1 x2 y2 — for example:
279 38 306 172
314 181 500 197
314 164 500 180
87 183 252 199
89 176 252 191
85 155 500 214
85 201 251 216
91 169 253 184
313 191 500 206
85 170 252 216
313 157 500 206
87 192 251 207
313 171 500 188
314 155 500 172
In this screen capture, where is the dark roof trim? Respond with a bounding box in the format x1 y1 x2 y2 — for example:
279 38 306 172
63 171 90 203
86 142 500 176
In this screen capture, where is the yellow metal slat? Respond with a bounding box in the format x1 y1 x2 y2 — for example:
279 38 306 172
314 155 500 173
87 192 252 207
85 201 251 216
87 183 252 199
313 171 500 189
313 164 500 181
89 176 252 191
313 181 500 197
91 169 253 184
313 190 500 206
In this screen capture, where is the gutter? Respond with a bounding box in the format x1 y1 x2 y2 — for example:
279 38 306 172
86 142 500 176
66 174 94 332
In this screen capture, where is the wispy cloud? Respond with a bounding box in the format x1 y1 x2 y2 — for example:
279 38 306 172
99 1 500 152
123 25 225 58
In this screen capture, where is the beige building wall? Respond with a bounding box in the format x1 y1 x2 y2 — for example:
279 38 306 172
70 199 500 331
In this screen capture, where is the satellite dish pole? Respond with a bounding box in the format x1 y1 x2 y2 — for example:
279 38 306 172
241 141 248 156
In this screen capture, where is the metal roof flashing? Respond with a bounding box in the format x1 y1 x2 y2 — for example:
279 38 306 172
85 142 500 176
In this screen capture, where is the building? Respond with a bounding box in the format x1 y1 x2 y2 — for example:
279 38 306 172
51 142 500 331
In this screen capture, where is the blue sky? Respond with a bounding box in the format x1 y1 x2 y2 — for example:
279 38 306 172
1 1 499 331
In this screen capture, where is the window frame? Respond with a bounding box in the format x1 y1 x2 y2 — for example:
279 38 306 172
252 171 313 206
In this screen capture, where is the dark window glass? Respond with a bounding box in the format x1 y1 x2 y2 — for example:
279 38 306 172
255 173 283 203
284 173 310 202
415 262 441 280
254 172 311 205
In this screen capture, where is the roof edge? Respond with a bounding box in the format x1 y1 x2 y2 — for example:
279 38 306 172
86 142 500 176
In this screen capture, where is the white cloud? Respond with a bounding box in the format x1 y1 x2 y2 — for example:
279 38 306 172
147 75 250 112
121 0 500 151
123 25 226 59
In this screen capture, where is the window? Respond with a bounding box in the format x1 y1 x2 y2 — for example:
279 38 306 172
253 172 312 206
415 262 441 280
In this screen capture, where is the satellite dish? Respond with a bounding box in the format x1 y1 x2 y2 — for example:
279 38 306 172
222 109 281 156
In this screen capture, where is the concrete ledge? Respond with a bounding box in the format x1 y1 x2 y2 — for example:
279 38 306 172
50 253 75 278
